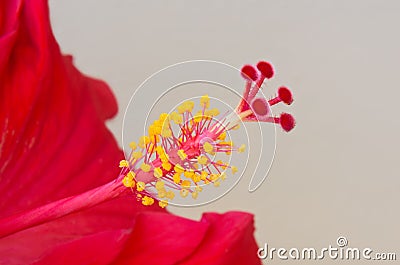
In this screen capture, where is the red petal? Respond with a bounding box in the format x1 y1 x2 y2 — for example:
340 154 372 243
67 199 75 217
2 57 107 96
0 0 125 217
0 0 163 262
31 229 132 265
112 212 261 265
179 212 261 265
112 212 209 265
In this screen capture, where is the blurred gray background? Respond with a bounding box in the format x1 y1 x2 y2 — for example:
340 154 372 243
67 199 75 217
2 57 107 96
49 1 399 263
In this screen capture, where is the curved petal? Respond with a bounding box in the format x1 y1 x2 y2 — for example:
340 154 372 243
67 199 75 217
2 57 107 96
112 212 210 265
179 212 261 265
0 0 123 217
111 212 261 265
0 0 163 263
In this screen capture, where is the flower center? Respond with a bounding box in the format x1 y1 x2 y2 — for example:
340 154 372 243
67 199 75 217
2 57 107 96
119 60 296 208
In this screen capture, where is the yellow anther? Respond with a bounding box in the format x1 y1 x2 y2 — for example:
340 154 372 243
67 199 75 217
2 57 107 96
142 196 154 206
155 180 165 190
160 153 170 163
129 141 137 150
173 172 181 184
200 94 210 108
158 188 167 198
155 146 165 156
217 131 226 141
174 164 184 173
148 124 156 137
193 173 201 183
177 149 187 161
181 180 191 188
166 191 175 200
151 123 162 136
220 141 233 146
178 101 195 113
126 171 136 180
161 128 172 138
203 142 214 154
238 144 246 153
154 167 163 178
197 155 208 165
210 174 219 181
231 166 238 174
159 113 169 122
214 180 221 187
216 160 228 169
119 160 129 168
195 185 203 192
205 108 220 117
180 189 189 197
220 172 227 181
139 136 150 148
192 191 199 199
200 171 208 180
193 114 203 124
162 161 172 171
177 104 185 114
132 151 143 159
185 101 195 112
158 200 168 208
122 173 136 188
152 133 161 143
183 171 195 179
140 163 151 172
136 181 146 192
169 112 183 124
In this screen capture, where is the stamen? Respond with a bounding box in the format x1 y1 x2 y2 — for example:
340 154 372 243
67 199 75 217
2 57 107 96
120 59 295 207
268 86 293 106
256 61 274 88
271 113 296 132
241 65 258 101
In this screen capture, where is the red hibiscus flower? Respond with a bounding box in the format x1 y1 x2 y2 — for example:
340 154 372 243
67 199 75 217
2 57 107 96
0 0 264 264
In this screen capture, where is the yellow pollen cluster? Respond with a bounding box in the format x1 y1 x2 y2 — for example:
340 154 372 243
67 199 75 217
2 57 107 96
122 171 136 188
177 149 187 161
153 167 163 178
238 144 246 153
140 163 151 172
231 165 238 174
129 141 137 150
121 94 248 208
142 196 154 206
132 151 142 159
136 181 145 192
159 200 168 208
203 142 214 154
200 94 210 108
139 136 150 148
169 112 183 124
197 155 208 165
162 162 172 171
177 101 195 114
119 160 129 168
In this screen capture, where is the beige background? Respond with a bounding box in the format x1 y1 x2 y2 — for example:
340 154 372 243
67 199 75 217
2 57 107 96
49 1 399 263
